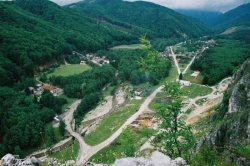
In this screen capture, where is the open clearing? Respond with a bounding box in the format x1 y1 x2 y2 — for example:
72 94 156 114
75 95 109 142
47 64 91 77
181 84 213 98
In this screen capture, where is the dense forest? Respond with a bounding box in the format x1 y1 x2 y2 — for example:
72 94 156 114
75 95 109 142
0 87 67 157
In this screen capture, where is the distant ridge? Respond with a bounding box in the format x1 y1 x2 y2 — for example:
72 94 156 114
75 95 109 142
210 3 250 31
175 9 222 25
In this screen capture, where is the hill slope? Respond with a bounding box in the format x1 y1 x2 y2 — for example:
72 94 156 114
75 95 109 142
211 3 250 31
66 0 211 39
0 0 140 86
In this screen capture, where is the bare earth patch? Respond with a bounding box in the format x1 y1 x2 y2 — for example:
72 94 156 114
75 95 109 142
82 96 113 122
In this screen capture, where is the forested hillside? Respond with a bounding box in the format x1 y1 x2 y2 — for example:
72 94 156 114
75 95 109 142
67 0 211 41
210 3 250 31
0 0 140 87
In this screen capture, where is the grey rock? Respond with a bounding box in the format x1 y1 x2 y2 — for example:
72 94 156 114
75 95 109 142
110 151 186 166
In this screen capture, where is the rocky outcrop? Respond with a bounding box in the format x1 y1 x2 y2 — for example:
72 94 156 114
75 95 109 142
197 58 250 163
1 152 186 166
0 154 41 166
85 151 187 166
228 59 250 112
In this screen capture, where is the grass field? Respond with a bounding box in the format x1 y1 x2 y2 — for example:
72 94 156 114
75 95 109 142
49 141 79 163
47 64 91 78
179 63 188 72
83 99 144 146
181 84 213 98
111 44 145 50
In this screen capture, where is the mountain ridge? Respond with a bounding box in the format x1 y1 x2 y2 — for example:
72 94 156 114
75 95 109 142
66 0 211 39
210 3 250 31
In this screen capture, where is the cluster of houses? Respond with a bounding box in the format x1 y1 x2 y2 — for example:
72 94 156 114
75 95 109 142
29 83 62 96
72 51 110 66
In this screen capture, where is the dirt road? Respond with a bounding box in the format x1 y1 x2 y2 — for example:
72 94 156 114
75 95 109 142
76 86 163 164
170 47 181 74
63 100 91 165
185 77 231 124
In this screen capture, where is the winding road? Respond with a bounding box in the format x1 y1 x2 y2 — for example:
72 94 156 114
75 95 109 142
63 86 163 165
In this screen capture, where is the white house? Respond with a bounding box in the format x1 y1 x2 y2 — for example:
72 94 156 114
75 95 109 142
179 80 191 86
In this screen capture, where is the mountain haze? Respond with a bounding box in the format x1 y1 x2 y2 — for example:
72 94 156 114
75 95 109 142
210 3 250 31
175 9 222 25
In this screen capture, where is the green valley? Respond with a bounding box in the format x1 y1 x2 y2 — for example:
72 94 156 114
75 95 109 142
0 0 250 165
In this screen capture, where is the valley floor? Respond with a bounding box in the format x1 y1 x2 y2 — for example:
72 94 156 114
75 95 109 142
30 39 231 165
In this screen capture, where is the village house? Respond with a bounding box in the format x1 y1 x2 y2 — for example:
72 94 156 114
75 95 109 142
42 84 57 94
191 70 200 77
135 88 143 96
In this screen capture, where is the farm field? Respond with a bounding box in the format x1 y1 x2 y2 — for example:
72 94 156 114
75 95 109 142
47 64 91 78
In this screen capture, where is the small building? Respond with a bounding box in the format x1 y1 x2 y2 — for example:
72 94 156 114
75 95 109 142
191 70 200 77
179 80 191 86
135 88 143 96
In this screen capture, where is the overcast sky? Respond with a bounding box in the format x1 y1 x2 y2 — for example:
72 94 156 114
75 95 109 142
50 0 250 12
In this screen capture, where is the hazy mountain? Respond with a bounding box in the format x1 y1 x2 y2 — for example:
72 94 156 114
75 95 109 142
175 9 222 25
210 3 250 31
